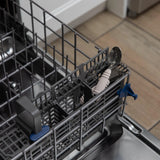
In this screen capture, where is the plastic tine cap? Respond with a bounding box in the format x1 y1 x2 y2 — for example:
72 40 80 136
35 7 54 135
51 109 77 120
117 83 138 100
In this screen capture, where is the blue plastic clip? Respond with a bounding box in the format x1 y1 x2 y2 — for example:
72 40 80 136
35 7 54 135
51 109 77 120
117 83 138 100
30 125 50 142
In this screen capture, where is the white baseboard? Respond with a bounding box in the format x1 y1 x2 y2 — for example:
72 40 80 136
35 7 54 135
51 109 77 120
46 0 107 27
65 0 107 30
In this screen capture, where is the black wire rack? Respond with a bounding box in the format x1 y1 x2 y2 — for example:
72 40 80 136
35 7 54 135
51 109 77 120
0 0 130 160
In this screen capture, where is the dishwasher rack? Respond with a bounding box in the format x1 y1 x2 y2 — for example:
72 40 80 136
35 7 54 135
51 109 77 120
0 0 97 132
0 0 130 160
13 52 129 160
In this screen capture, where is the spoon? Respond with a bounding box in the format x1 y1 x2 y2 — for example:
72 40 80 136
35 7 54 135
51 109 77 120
108 47 122 69
92 47 122 95
0 36 13 61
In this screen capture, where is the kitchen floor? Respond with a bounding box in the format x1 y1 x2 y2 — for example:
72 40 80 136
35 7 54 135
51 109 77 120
49 3 160 140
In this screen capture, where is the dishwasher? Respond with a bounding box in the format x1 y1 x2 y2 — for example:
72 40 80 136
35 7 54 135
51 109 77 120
0 0 160 160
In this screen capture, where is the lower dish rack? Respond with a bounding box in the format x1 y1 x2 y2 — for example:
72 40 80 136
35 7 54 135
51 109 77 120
0 49 129 160
0 0 132 159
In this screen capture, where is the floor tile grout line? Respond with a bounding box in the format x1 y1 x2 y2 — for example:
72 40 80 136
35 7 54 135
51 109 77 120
126 18 160 42
148 120 160 131
129 66 160 90
76 13 160 47
93 20 125 42
75 19 125 43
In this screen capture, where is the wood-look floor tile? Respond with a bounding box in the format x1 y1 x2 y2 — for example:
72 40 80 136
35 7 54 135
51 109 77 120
128 3 160 40
47 31 99 71
125 71 160 130
95 21 160 87
76 11 122 40
150 122 160 140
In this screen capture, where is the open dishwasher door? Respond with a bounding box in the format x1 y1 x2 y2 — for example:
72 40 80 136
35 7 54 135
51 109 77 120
74 114 160 160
